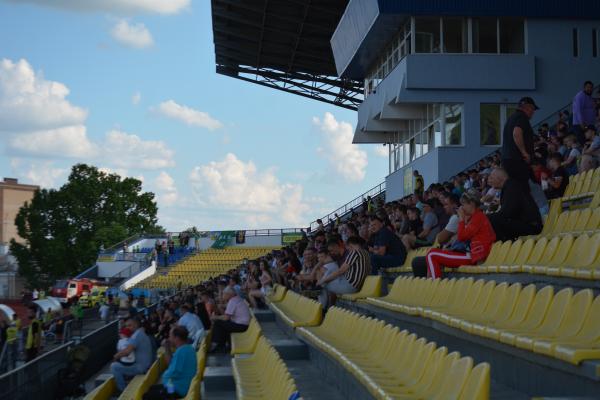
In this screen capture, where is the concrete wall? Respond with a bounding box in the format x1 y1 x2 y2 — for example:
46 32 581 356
359 18 600 196
97 261 138 278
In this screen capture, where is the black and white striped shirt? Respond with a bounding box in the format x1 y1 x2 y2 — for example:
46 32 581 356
344 248 371 290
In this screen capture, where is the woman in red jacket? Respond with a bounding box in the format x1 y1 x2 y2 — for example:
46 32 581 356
426 190 496 279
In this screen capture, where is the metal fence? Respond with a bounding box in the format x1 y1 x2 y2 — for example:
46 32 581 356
309 181 386 231
0 340 73 400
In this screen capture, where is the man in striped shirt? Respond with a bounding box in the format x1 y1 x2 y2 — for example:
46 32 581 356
317 236 371 308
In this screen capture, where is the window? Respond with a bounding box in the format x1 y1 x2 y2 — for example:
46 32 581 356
415 17 441 53
573 28 579 57
443 18 467 53
499 18 525 53
444 104 463 145
480 104 501 145
593 29 598 58
472 17 498 53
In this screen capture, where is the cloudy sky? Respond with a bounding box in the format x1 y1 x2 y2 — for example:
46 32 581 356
0 0 388 231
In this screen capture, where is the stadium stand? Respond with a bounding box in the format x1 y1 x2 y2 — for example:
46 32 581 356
136 247 279 289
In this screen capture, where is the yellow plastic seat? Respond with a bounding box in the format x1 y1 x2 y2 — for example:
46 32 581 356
231 318 261 354
340 275 382 301
488 240 522 273
469 283 521 337
560 233 600 279
458 362 491 400
499 238 534 273
529 235 573 275
84 377 117 400
484 285 549 341
545 234 590 276
499 287 569 347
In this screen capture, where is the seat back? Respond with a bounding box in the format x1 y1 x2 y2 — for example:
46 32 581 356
525 238 548 265
585 207 600 231
550 212 570 235
563 210 581 233
491 283 521 322
575 295 600 342
514 285 553 328
458 362 491 400
547 235 574 266
563 234 590 267
534 288 573 334
503 240 523 265
573 208 592 232
556 289 593 338
482 242 504 265
513 239 534 265
432 356 474 400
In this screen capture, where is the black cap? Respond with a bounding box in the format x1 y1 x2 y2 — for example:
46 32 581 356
585 125 597 132
518 97 539 110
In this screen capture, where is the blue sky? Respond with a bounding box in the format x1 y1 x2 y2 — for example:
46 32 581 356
0 0 388 231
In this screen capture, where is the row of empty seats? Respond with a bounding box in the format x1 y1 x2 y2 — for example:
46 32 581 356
456 232 600 279
297 306 490 400
268 288 323 328
363 276 600 365
231 336 301 400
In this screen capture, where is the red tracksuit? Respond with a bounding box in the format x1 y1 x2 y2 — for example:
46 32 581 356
426 209 496 279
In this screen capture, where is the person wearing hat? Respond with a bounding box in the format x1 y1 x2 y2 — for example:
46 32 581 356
501 96 539 191
583 125 600 159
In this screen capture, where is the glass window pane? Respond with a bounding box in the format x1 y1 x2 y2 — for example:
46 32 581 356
445 104 463 145
473 17 498 53
434 121 442 147
415 17 441 53
480 104 501 145
443 18 467 53
499 18 524 53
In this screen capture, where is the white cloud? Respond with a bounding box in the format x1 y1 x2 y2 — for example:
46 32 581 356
10 159 68 189
103 130 175 169
0 58 87 133
9 125 97 158
313 112 368 182
189 153 309 227
155 100 223 131
154 171 178 206
111 19 153 49
374 145 389 158
131 91 141 105
4 0 190 15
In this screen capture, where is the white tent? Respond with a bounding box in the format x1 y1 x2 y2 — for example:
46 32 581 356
0 304 15 322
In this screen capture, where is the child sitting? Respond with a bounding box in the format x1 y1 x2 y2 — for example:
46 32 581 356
117 327 136 366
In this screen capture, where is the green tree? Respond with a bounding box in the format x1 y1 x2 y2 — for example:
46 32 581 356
10 164 163 288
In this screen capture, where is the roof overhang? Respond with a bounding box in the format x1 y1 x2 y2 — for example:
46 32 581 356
332 0 600 80
211 0 363 110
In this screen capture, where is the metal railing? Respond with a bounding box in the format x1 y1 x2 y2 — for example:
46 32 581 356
309 181 386 231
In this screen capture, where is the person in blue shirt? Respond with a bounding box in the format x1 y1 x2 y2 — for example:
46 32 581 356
143 326 197 400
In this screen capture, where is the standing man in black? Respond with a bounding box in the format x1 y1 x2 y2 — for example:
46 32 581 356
502 97 539 191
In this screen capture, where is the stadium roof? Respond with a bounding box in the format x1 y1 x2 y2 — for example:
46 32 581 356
211 0 363 111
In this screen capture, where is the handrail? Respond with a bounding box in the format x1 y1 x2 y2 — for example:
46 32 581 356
309 181 386 231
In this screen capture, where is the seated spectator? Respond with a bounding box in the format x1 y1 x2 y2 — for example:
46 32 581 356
424 190 496 279
402 200 440 249
368 216 407 273
210 287 250 353
580 154 598 173
111 317 153 392
405 207 423 238
411 193 460 277
487 168 543 241
583 125 600 159
143 326 197 400
562 134 581 175
317 236 371 308
177 304 204 343
542 153 569 200
247 260 273 308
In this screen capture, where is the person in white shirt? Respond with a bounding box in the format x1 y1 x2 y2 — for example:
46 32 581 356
177 304 204 342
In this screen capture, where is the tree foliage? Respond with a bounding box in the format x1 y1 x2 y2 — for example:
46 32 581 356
10 164 164 288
